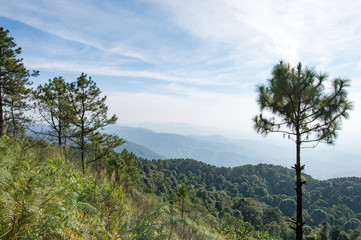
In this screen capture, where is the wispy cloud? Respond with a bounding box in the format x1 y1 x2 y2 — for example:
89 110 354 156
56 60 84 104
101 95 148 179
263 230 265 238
152 0 361 66
0 0 270 87
3 0 361 73
25 58 233 87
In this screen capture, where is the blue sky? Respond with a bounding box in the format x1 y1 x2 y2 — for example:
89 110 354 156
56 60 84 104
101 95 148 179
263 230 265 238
1 0 361 156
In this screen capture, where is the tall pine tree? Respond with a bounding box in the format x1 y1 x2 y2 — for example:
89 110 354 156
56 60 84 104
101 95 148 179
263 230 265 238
67 73 118 174
0 27 37 137
253 61 352 240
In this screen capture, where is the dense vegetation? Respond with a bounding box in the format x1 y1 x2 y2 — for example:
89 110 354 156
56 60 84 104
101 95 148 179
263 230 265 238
138 158 361 239
2 133 361 239
1 135 286 239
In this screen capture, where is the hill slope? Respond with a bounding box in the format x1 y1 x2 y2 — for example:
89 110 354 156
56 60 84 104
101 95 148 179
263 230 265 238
116 140 167 160
138 158 361 239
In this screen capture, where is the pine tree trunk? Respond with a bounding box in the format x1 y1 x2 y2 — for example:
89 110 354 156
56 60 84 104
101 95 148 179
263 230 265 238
81 133 85 175
10 99 17 137
81 101 86 175
181 198 185 218
58 123 63 156
0 85 3 135
295 131 304 240
58 124 62 147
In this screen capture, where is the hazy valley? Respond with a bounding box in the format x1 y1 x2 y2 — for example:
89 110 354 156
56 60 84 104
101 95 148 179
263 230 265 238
109 124 361 180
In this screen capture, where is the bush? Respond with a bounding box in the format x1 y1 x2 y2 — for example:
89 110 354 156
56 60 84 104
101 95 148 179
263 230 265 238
0 136 109 239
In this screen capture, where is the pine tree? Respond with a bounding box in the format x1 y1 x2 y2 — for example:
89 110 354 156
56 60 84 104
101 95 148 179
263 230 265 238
253 61 352 240
177 184 188 218
35 77 72 151
67 73 118 174
320 222 330 240
0 27 38 137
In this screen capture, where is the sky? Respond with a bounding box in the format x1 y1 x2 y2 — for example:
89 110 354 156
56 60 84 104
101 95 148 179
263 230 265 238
1 0 361 157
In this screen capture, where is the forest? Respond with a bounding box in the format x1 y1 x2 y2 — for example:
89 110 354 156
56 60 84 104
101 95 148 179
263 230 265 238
1 26 360 240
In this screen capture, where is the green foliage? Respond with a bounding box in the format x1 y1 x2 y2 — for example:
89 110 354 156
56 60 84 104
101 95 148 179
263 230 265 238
107 149 139 188
118 208 168 239
311 209 327 226
87 132 125 179
34 73 124 175
7 126 361 239
138 158 361 240
320 221 331 240
278 198 296 217
35 76 72 149
65 73 120 174
0 136 109 239
176 184 189 218
253 61 352 145
344 218 361 231
89 182 126 232
0 27 38 137
219 217 253 239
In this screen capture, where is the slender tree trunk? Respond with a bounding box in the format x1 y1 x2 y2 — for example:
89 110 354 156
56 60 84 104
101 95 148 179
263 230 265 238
58 123 62 147
80 91 86 175
10 99 17 137
0 85 3 135
115 167 119 183
58 122 63 156
80 108 86 174
295 130 304 240
81 126 85 175
0 50 5 135
181 198 185 218
57 98 63 155
81 143 85 174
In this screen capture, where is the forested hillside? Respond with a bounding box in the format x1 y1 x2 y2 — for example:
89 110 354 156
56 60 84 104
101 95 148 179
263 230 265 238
2 134 361 239
138 158 361 239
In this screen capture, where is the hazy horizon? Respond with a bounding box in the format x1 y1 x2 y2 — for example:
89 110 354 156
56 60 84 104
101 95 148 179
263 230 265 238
106 122 361 180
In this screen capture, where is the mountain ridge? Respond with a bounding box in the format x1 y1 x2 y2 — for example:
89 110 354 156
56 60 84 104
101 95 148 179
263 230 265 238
105 124 361 180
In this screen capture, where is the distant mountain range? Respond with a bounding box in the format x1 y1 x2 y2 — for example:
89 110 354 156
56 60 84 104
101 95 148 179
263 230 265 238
107 125 279 167
116 140 167 160
106 125 361 180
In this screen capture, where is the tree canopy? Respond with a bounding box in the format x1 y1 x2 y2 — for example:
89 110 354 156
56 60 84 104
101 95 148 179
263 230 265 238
253 61 352 146
35 77 71 149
